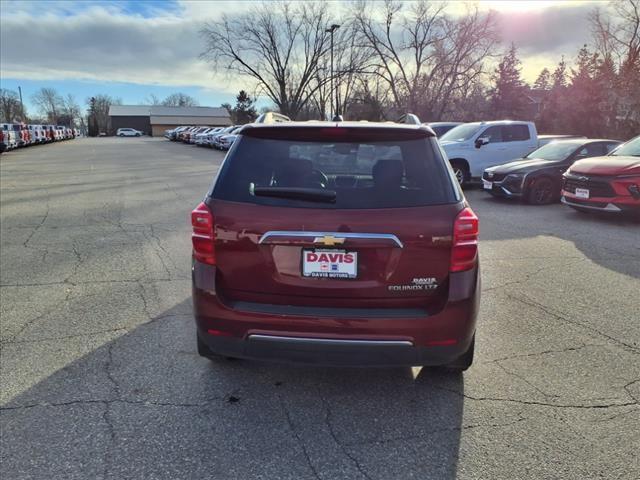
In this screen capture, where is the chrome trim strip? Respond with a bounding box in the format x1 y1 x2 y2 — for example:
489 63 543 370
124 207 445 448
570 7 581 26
248 334 413 347
561 197 621 212
258 231 404 248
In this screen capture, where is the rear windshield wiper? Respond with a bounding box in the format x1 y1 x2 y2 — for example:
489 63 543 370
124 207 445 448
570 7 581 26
253 187 336 203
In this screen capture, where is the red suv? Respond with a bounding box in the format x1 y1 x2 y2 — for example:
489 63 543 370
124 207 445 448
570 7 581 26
191 115 480 370
562 135 640 216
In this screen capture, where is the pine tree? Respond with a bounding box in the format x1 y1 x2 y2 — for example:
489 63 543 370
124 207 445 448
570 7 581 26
552 57 568 88
233 90 258 124
538 58 568 133
87 97 98 137
533 68 551 91
490 44 530 119
567 45 603 136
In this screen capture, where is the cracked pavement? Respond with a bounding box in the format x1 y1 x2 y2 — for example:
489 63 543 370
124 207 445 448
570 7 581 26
1 137 638 479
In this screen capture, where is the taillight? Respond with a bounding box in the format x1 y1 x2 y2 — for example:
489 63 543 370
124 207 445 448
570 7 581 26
450 207 479 272
191 202 215 265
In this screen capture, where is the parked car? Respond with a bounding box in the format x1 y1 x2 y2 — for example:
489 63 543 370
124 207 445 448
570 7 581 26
186 127 209 144
217 126 243 150
44 125 56 142
439 120 583 184
195 127 220 146
27 125 46 144
561 135 640 216
205 127 225 147
169 126 190 141
425 122 463 138
211 125 237 149
482 139 621 204
179 126 198 142
116 128 142 137
11 124 30 147
55 126 71 140
0 123 18 152
191 113 480 369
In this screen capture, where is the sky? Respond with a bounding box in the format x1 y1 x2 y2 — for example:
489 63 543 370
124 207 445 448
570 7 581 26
0 0 607 116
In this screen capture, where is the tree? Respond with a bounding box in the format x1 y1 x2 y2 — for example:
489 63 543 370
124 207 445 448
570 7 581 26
86 94 121 134
490 44 530 119
352 0 499 121
87 97 98 137
0 89 23 122
233 90 258 124
551 57 569 88
201 2 332 119
565 45 604 136
60 94 81 127
590 0 640 137
533 68 551 91
589 0 639 68
145 94 162 105
31 88 63 123
162 93 198 107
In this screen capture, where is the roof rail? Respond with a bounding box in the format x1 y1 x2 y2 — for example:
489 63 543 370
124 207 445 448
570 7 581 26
255 112 291 124
397 113 421 125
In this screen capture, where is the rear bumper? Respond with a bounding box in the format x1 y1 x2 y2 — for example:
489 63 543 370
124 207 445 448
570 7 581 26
192 262 480 366
198 331 469 366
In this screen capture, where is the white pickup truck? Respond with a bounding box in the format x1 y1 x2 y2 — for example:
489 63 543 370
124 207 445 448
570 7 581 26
439 120 581 184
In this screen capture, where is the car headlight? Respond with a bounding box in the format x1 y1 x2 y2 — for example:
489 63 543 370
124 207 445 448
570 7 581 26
505 173 525 183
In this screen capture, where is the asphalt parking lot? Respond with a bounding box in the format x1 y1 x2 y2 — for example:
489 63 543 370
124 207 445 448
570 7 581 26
1 136 638 479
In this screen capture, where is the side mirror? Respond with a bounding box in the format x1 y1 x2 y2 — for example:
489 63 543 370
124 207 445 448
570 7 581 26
475 137 489 149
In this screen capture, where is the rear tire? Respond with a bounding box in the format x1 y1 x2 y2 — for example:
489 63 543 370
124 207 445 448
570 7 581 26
527 177 556 205
442 335 474 371
450 160 469 185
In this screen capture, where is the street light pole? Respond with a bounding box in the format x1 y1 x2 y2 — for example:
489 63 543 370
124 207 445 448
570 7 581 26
325 24 340 120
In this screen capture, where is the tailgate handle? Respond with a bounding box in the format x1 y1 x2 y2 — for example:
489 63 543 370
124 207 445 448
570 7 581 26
259 231 404 248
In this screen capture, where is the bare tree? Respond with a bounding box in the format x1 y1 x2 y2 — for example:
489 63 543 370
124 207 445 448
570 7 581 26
60 94 81 127
31 87 63 123
145 93 162 105
0 89 23 122
589 0 640 67
162 93 198 107
589 0 640 131
352 0 499 121
201 1 332 119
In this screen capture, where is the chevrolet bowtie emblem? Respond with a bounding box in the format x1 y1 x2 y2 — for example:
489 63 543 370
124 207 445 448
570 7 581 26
314 235 346 246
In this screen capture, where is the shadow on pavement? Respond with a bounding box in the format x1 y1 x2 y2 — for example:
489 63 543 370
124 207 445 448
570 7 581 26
468 191 640 279
1 299 464 480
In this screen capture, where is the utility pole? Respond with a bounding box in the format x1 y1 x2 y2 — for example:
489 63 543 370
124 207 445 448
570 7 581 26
18 86 25 121
325 24 340 120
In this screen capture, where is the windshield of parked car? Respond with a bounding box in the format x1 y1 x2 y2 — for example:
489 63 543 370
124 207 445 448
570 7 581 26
213 133 458 209
439 123 481 142
525 142 581 161
610 136 640 156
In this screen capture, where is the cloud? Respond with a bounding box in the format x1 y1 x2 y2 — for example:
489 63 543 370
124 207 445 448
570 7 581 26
0 0 605 91
495 3 595 58
0 4 234 91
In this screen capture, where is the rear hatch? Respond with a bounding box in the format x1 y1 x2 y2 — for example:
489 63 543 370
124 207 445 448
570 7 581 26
208 126 462 311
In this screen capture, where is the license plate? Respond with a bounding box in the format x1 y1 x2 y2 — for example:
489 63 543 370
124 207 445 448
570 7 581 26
575 188 590 199
483 179 493 190
302 249 357 279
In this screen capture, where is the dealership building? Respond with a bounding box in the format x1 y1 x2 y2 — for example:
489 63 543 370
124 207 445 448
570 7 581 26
108 105 231 137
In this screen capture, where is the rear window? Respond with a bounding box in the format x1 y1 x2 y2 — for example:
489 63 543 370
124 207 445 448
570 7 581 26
212 132 458 209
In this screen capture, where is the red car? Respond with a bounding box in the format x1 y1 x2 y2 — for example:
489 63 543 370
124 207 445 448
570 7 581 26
562 136 640 215
191 114 480 370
